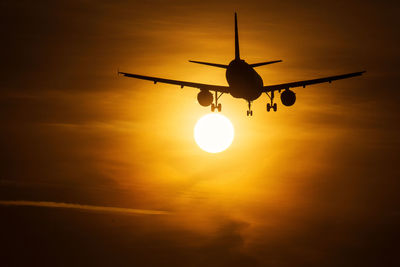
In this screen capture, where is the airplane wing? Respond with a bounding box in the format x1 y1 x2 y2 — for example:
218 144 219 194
263 71 366 92
118 72 230 93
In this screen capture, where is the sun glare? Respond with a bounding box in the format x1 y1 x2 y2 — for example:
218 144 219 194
194 113 234 153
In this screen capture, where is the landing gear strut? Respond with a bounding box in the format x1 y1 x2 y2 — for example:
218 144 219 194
211 91 223 112
247 101 253 116
266 91 278 112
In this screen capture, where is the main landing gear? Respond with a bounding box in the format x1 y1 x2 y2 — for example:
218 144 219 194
211 91 223 112
247 101 253 116
266 91 278 112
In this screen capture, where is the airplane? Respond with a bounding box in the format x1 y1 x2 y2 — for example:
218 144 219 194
119 13 365 116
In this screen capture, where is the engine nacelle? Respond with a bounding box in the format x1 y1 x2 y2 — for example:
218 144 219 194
197 90 213 107
280 90 296 106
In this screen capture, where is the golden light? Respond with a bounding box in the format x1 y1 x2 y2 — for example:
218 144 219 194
194 113 234 153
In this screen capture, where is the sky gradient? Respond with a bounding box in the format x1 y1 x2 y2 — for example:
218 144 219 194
1 0 399 266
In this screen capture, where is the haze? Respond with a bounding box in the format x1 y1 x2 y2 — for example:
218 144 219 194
1 0 399 266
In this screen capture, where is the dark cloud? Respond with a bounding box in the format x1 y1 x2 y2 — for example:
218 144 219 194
0 206 255 267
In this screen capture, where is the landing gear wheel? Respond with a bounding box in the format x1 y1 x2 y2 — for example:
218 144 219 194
217 103 222 112
250 110 253 116
273 103 277 112
211 104 215 112
267 103 271 112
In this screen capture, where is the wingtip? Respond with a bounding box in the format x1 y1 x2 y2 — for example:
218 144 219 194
357 70 366 75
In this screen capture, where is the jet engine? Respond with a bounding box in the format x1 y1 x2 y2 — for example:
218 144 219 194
197 90 213 106
280 90 296 106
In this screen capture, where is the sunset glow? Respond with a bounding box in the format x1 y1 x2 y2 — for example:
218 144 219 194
1 1 398 266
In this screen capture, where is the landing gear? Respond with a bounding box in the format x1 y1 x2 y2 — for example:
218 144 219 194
211 103 222 112
211 91 223 112
247 101 253 116
266 91 278 112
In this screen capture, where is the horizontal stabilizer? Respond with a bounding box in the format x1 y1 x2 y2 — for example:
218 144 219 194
189 60 228 68
250 60 282 67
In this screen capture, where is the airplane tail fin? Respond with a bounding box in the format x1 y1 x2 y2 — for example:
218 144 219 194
189 13 240 66
235 12 240 60
188 60 228 68
250 60 282 67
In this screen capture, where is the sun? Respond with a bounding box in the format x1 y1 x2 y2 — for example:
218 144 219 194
194 113 234 153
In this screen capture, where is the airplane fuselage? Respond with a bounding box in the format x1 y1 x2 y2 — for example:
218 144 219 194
225 59 263 101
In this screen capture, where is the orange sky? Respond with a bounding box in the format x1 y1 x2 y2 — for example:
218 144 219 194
1 0 399 266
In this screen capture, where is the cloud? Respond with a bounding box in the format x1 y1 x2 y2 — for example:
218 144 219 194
0 1 399 266
0 200 169 215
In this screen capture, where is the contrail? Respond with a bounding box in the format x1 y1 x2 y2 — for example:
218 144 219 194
0 200 169 215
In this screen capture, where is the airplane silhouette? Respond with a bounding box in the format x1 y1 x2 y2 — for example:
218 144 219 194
119 13 365 116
